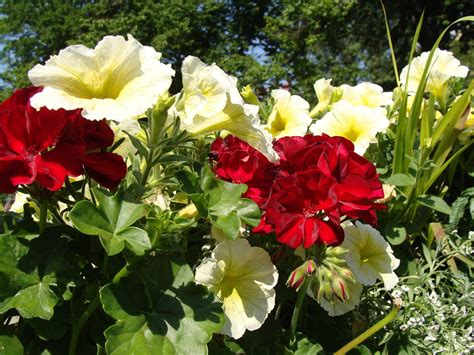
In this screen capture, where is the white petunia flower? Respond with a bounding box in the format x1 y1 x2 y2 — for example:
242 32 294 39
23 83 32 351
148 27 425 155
308 279 363 316
195 239 278 339
340 82 393 108
28 34 174 122
312 78 335 114
109 119 143 159
309 100 389 155
400 48 469 97
265 89 311 138
176 57 278 161
175 56 239 124
341 221 400 290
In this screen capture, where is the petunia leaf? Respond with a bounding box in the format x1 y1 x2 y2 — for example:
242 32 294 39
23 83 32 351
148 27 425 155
100 256 224 354
69 188 151 256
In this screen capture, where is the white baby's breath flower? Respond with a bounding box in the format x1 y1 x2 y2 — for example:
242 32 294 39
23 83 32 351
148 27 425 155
340 82 393 108
195 239 278 339
309 100 389 155
265 89 311 138
29 35 174 122
400 48 469 97
341 221 400 290
176 56 278 162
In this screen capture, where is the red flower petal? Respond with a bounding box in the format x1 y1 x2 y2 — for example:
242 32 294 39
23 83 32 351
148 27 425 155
84 152 127 190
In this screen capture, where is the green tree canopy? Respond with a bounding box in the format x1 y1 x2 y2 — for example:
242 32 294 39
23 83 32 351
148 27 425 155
0 0 472 102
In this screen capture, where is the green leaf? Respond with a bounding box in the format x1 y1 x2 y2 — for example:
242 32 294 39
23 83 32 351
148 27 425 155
0 232 81 320
385 174 415 187
416 195 452 215
100 256 224 354
385 226 407 246
69 188 151 255
214 213 241 240
0 332 24 355
292 336 324 355
448 196 469 231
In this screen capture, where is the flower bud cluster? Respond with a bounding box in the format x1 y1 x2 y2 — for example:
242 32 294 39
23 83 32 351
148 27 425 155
308 246 356 303
287 259 317 291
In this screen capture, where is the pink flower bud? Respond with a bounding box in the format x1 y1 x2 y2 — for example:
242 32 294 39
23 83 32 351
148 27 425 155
287 267 306 290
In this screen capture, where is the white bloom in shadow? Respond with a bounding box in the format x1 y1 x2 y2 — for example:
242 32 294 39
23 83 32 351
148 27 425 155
310 100 389 155
176 56 278 162
308 279 363 317
195 239 278 339
341 221 400 290
265 89 311 138
28 35 174 122
400 48 469 97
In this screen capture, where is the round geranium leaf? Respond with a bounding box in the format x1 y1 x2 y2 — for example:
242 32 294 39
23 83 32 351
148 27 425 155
100 256 224 354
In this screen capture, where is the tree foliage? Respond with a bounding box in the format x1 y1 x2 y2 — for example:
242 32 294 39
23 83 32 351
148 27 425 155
0 0 472 101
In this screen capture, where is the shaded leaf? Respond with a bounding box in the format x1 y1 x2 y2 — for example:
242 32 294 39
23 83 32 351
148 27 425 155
100 256 224 354
69 188 151 255
416 195 451 215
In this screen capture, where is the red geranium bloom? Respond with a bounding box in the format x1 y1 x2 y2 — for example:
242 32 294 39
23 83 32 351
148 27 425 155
0 87 84 192
210 135 276 207
210 134 384 249
0 87 126 193
257 170 344 248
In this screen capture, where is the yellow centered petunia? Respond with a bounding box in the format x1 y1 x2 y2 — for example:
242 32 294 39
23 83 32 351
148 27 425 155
28 34 174 122
195 239 278 339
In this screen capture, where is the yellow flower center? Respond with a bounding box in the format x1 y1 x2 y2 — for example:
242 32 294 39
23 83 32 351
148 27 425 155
269 110 287 135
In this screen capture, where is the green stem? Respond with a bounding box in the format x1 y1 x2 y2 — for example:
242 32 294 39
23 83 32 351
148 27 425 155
112 264 129 284
68 294 100 355
334 305 400 355
141 150 155 187
290 279 309 341
39 198 48 234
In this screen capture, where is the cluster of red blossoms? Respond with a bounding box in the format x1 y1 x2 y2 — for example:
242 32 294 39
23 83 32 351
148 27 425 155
0 87 126 193
210 134 384 249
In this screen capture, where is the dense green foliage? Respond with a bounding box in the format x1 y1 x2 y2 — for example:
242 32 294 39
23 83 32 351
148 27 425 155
0 0 472 101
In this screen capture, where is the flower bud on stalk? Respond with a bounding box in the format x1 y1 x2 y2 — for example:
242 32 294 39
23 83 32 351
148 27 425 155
287 259 317 290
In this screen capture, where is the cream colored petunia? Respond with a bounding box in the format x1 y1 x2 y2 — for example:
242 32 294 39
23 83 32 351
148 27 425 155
341 221 400 290
340 82 393 108
109 119 143 159
308 278 363 317
400 48 469 97
309 100 389 155
28 35 174 122
265 89 311 138
176 57 278 161
195 239 278 339
311 78 335 115
175 56 240 125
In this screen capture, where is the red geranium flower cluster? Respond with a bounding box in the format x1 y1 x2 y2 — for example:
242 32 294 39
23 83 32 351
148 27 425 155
0 87 127 193
210 134 384 249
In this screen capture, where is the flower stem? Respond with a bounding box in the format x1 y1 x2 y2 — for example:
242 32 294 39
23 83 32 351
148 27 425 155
112 264 129 284
334 304 400 355
68 294 100 355
38 198 48 234
290 279 309 341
